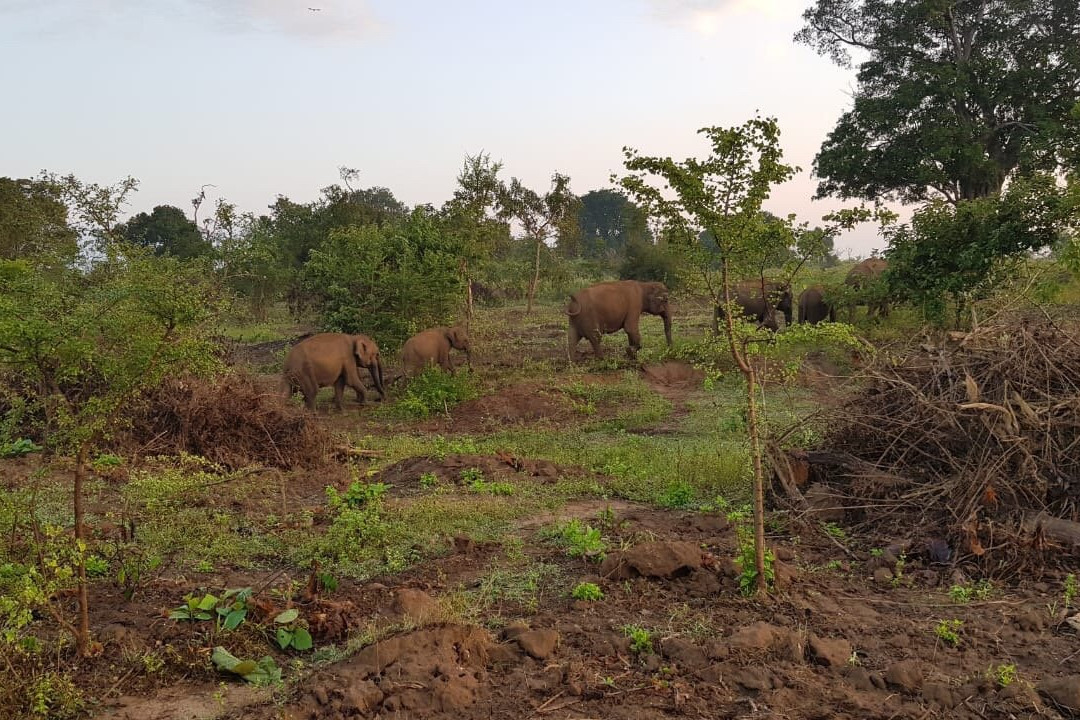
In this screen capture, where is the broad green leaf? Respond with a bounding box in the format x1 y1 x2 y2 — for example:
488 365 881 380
194 611 213 621
291 628 313 651
168 609 190 620
222 609 246 631
231 660 258 676
197 594 218 611
276 628 292 650
274 608 299 624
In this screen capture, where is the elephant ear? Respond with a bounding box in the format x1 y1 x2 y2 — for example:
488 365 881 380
353 336 373 366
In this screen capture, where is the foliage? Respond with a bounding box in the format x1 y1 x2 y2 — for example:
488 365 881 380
169 588 252 631
563 189 651 260
885 174 1076 325
548 519 606 560
991 664 1018 688
570 582 604 602
116 205 211 259
273 608 313 651
622 624 653 654
497 173 578 313
934 619 963 647
326 481 388 511
797 0 1080 204
303 209 463 350
657 479 695 509
1065 573 1078 610
0 439 42 458
949 580 993 604
211 646 282 686
619 238 683 289
734 520 775 597
393 368 478 419
0 177 78 261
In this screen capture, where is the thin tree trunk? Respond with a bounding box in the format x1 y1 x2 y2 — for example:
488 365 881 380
527 236 541 314
73 442 91 655
463 259 474 330
720 261 767 595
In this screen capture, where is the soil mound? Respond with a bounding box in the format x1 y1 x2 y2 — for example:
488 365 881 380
296 624 493 717
124 372 329 469
420 384 572 432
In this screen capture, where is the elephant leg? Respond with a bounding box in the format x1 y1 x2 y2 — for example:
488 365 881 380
624 318 642 357
568 325 581 361
587 330 602 358
344 364 367 405
332 376 346 411
300 376 318 411
441 349 454 375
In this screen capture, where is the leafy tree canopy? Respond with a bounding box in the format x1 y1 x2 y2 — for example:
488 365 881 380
116 205 211 260
0 177 78 261
562 189 651 260
797 0 1080 204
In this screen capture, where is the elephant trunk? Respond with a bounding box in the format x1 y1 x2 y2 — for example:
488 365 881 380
661 309 673 346
371 358 386 399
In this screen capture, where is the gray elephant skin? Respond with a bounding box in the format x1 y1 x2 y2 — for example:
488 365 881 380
798 286 835 324
281 332 386 410
401 326 471 376
844 258 890 319
717 280 792 331
567 280 672 358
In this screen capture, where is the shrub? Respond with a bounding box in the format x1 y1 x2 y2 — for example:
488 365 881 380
394 369 478 419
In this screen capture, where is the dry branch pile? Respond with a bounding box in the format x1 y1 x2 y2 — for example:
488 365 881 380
787 319 1080 575
124 373 329 469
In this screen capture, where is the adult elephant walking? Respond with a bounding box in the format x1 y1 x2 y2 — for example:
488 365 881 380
798 286 835 324
715 280 793 331
280 333 386 411
401 326 471 376
567 280 672 359
844 258 890 319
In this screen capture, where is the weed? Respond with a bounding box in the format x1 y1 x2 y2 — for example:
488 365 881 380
327 481 389 510
571 582 604 601
1065 573 1078 610
419 471 439 489
821 522 847 541
949 579 993 604
547 519 606 560
657 480 696 509
891 552 907 588
84 555 109 578
195 559 215 573
990 663 1018 687
0 438 42 458
273 608 313 651
869 548 883 558
934 619 963 646
169 588 252 631
211 647 282 686
622 624 653 654
730 516 774 595
460 468 515 495
91 453 124 468
394 369 478 419
27 671 84 719
460 467 484 484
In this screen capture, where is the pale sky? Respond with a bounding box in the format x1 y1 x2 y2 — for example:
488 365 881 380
1 0 892 256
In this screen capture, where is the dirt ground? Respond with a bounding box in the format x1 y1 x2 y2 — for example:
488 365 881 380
7 304 1080 720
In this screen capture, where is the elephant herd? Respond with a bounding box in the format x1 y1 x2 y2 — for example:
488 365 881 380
280 326 471 410
280 260 887 410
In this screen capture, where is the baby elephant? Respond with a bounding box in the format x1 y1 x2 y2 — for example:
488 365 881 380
401 326 470 377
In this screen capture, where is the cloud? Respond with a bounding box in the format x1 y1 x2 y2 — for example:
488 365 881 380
645 0 800 36
1 0 384 42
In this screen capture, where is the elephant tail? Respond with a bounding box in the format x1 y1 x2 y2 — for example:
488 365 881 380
566 294 582 316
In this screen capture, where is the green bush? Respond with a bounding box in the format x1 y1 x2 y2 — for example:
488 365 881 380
394 369 478 419
303 208 463 351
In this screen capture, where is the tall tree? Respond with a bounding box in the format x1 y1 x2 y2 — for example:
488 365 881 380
565 189 651 260
796 0 1080 204
116 205 211 259
0 177 78 261
498 174 578 314
618 116 798 595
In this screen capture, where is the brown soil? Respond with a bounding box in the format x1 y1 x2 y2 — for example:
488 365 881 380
415 382 577 434
84 499 1080 720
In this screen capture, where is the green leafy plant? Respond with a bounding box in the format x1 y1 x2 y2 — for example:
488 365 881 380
891 552 907 588
657 480 695 509
0 438 42 458
622 624 653 654
949 579 993 604
84 555 108 578
273 608 313 651
1065 573 1078 610
170 592 219 622
91 453 123 468
462 468 514 496
991 663 1018 687
934 619 963 647
327 481 388 511
419 471 439 489
394 367 478 419
460 467 483 484
869 548 883 558
211 647 282 686
821 522 847 540
549 519 606 560
571 582 604 602
169 588 252 631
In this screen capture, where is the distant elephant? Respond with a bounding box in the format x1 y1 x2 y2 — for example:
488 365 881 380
844 258 890 319
401 326 471 376
280 332 386 411
715 280 793 331
798 286 835 324
567 280 672 359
